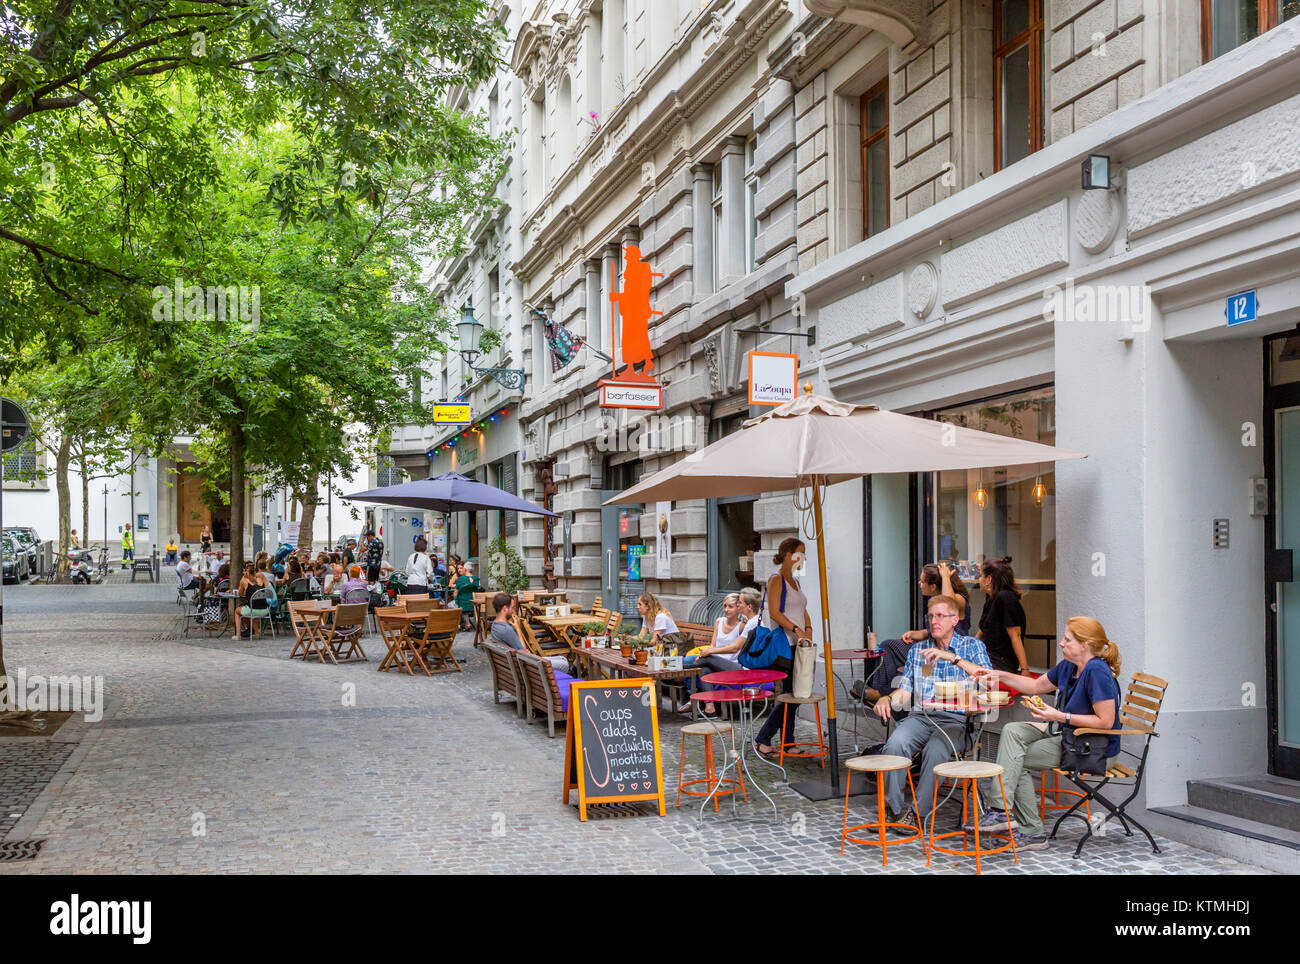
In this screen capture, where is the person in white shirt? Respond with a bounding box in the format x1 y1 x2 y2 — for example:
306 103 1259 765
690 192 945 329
682 588 762 715
405 537 434 597
636 592 687 649
175 550 204 597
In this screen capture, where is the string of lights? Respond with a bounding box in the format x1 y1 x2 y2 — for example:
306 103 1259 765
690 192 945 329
431 407 512 454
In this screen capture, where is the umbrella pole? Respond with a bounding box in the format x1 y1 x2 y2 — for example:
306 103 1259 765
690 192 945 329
790 478 872 801
814 480 839 790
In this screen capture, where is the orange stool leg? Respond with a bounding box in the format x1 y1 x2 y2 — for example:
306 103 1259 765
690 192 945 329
877 772 888 864
676 732 686 808
776 704 791 767
815 702 825 769
840 767 852 856
970 780 982 876
927 777 939 867
907 770 923 854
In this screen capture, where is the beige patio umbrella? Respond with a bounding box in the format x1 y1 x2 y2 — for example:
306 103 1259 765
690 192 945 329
605 386 1086 796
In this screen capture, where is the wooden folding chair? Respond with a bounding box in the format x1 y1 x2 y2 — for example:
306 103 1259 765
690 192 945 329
512 615 570 661
411 609 462 675
1049 671 1169 858
287 601 324 660
603 611 623 636
377 609 418 674
318 603 368 663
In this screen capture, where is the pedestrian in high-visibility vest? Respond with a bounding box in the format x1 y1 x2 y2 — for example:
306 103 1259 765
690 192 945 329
121 524 134 569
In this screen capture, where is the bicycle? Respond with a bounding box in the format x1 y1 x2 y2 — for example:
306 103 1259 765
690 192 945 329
93 545 109 579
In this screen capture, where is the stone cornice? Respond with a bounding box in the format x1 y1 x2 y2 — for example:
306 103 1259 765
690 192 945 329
767 14 855 82
803 0 927 48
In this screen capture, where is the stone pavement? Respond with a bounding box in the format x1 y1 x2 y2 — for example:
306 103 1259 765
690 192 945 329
0 582 1272 874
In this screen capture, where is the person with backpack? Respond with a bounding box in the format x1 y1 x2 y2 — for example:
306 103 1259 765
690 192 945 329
752 537 812 757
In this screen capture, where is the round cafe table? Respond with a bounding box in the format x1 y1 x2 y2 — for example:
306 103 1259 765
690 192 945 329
700 669 788 789
690 690 779 822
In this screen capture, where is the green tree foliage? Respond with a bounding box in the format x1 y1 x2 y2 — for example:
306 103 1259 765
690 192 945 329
0 0 507 366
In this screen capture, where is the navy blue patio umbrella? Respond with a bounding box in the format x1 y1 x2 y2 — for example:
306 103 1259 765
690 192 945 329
343 471 557 517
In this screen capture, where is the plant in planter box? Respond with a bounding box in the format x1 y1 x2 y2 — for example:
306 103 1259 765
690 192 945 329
616 633 639 657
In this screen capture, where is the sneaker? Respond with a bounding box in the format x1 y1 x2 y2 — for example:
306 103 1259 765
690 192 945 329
884 805 920 831
1010 829 1049 851
963 808 1016 833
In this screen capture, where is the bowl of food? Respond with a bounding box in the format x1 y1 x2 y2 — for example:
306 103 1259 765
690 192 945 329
977 690 1011 706
932 680 961 701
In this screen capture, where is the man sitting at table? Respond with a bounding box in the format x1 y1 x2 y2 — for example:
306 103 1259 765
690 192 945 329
489 593 570 674
176 550 204 599
872 595 991 828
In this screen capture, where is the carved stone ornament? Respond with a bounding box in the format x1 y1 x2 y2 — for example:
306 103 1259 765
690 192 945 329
702 334 723 396
907 261 939 318
1075 188 1122 254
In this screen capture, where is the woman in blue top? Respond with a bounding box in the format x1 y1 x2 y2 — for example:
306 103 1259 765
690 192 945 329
966 616 1122 851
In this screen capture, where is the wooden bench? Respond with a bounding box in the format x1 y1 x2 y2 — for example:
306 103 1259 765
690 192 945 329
483 641 525 716
515 651 572 737
658 622 716 713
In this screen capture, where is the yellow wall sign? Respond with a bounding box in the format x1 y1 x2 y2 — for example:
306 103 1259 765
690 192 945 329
433 404 471 425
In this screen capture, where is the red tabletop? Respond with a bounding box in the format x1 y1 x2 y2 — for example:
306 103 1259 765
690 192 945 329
701 669 787 686
691 690 766 703
830 649 884 660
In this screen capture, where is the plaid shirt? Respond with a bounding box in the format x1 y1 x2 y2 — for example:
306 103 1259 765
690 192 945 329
896 633 991 705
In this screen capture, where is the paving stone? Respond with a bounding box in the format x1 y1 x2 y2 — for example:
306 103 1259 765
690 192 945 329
0 582 1276 874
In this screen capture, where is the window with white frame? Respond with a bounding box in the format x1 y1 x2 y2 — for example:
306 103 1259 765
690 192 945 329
744 136 758 274
712 164 723 288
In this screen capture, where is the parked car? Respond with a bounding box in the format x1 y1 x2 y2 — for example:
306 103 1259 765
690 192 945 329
3 526 40 574
2 532 31 583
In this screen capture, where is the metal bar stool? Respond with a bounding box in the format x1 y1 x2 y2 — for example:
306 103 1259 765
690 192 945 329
841 755 922 865
774 694 826 768
927 760 1018 875
676 720 746 812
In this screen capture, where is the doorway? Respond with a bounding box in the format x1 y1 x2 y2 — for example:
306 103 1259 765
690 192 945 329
1265 339 1300 779
600 496 646 623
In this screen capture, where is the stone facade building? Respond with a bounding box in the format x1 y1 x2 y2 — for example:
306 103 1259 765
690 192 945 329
395 1 1300 867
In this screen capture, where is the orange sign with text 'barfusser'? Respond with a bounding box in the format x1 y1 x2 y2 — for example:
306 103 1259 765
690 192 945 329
599 245 663 409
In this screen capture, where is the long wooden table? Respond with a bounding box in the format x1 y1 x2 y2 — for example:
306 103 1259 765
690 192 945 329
535 612 598 647
570 645 706 717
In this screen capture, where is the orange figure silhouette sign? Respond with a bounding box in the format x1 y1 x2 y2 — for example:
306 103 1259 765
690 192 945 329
609 244 662 380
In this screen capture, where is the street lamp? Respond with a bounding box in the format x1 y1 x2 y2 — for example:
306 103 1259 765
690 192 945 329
457 301 526 392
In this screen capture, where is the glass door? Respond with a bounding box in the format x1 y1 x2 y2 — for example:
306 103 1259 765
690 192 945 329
600 496 646 623
1272 406 1300 777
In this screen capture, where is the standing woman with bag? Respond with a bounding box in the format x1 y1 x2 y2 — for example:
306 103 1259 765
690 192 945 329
754 538 813 756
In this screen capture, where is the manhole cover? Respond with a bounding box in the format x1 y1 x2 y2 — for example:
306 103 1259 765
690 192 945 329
0 839 44 861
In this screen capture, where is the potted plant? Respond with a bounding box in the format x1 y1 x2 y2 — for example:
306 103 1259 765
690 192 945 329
580 621 608 648
617 633 638 659
632 637 651 665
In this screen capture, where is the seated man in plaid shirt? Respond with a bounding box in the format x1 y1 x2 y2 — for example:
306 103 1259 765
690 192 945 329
872 594 992 827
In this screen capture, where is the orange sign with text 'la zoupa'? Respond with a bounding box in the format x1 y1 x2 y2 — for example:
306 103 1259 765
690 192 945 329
599 245 663 409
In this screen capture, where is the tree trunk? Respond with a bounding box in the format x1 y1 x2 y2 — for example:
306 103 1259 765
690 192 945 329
79 454 90 551
55 435 72 582
229 421 246 579
298 475 318 552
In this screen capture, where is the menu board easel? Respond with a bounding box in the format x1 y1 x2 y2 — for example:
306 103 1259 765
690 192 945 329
563 679 666 820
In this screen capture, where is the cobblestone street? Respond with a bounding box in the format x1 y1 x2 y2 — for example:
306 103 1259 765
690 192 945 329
0 584 1272 874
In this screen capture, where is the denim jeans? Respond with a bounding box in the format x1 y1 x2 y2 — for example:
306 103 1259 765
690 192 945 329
879 712 968 817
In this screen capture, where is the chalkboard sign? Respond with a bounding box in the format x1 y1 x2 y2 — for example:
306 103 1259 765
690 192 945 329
563 679 665 820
